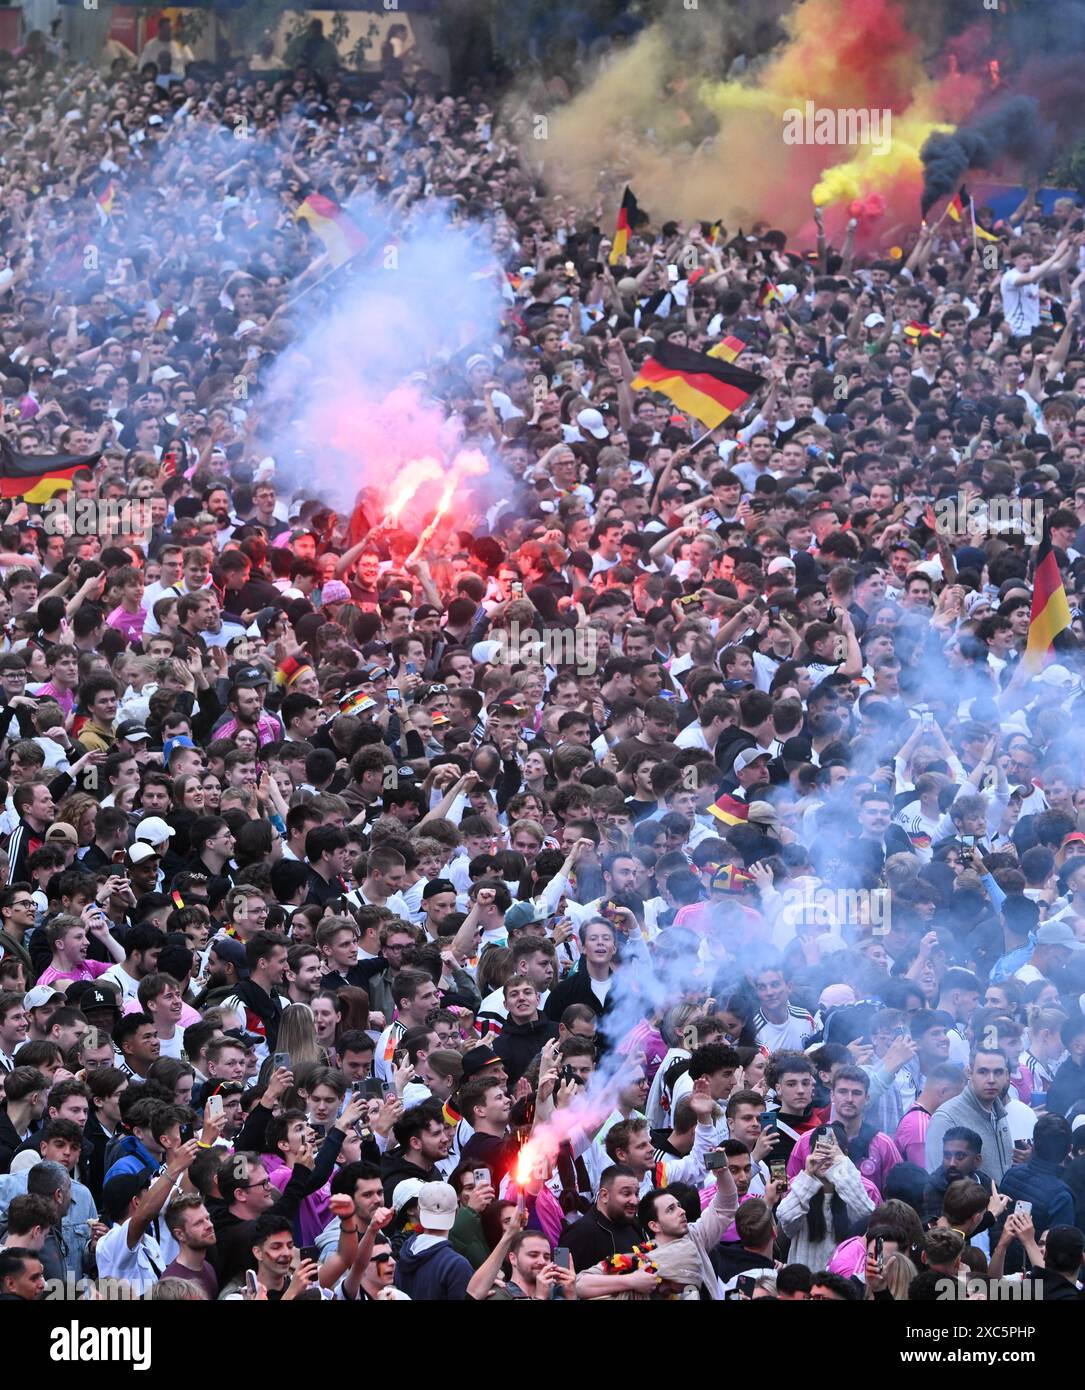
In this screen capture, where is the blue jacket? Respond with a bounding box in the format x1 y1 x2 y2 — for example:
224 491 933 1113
998 1156 1076 1233
0 1170 96 1279
103 1135 158 1187
394 1235 472 1301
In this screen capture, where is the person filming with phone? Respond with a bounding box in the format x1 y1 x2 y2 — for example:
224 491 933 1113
775 1119 876 1271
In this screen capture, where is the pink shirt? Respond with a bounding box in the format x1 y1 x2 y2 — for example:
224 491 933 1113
107 605 147 642
32 681 74 716
894 1106 930 1167
38 959 113 986
788 1125 902 1198
123 997 201 1027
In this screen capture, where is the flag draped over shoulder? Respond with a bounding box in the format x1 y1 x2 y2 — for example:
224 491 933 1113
608 187 639 265
0 439 98 503
294 192 369 268
631 342 765 428
1024 520 1072 671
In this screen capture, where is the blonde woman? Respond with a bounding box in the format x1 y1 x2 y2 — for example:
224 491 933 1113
864 1251 918 1301
270 1003 326 1075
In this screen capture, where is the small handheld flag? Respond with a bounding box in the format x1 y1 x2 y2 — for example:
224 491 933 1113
708 334 748 363
96 181 116 224
1023 520 1072 672
608 187 640 266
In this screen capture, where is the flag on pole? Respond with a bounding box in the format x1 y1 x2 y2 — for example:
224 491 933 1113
947 190 965 222
967 189 999 242
1023 520 1072 671
757 278 781 308
608 187 639 265
294 192 369 268
631 342 766 429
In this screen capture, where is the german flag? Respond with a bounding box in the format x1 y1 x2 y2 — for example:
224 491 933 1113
708 334 747 363
0 440 98 503
1024 520 1072 672
631 342 765 429
96 181 116 223
294 192 369 268
608 186 639 266
903 321 942 341
967 190 999 243
757 278 781 308
708 791 750 826
951 186 999 242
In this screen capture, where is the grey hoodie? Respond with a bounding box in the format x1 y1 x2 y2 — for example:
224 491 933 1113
923 1084 1012 1179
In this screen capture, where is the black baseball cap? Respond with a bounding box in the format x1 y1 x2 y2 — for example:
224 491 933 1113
103 1170 153 1223
461 1045 505 1079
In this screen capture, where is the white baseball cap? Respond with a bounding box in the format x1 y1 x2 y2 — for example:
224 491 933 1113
135 816 176 847
391 1177 427 1214
577 408 609 440
417 1181 459 1231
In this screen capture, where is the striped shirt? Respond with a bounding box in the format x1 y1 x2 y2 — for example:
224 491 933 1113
754 1005 815 1053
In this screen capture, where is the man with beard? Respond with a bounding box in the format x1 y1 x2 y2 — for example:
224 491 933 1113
577 1161 739 1300
211 671 283 748
921 1126 998 1224
218 932 289 1058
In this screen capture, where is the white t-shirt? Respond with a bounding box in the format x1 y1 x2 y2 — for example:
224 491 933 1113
99 964 141 1005
156 1028 184 1060
589 976 612 1008
1000 268 1041 337
674 723 712 752
95 1218 164 1295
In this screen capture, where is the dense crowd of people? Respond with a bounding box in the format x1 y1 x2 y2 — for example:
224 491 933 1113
2 17 1085 1306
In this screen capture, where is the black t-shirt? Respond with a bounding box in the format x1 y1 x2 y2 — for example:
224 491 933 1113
461 1130 520 1185
562 1208 643 1272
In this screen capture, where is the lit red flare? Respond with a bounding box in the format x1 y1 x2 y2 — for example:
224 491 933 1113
381 456 443 527
515 1142 537 1189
